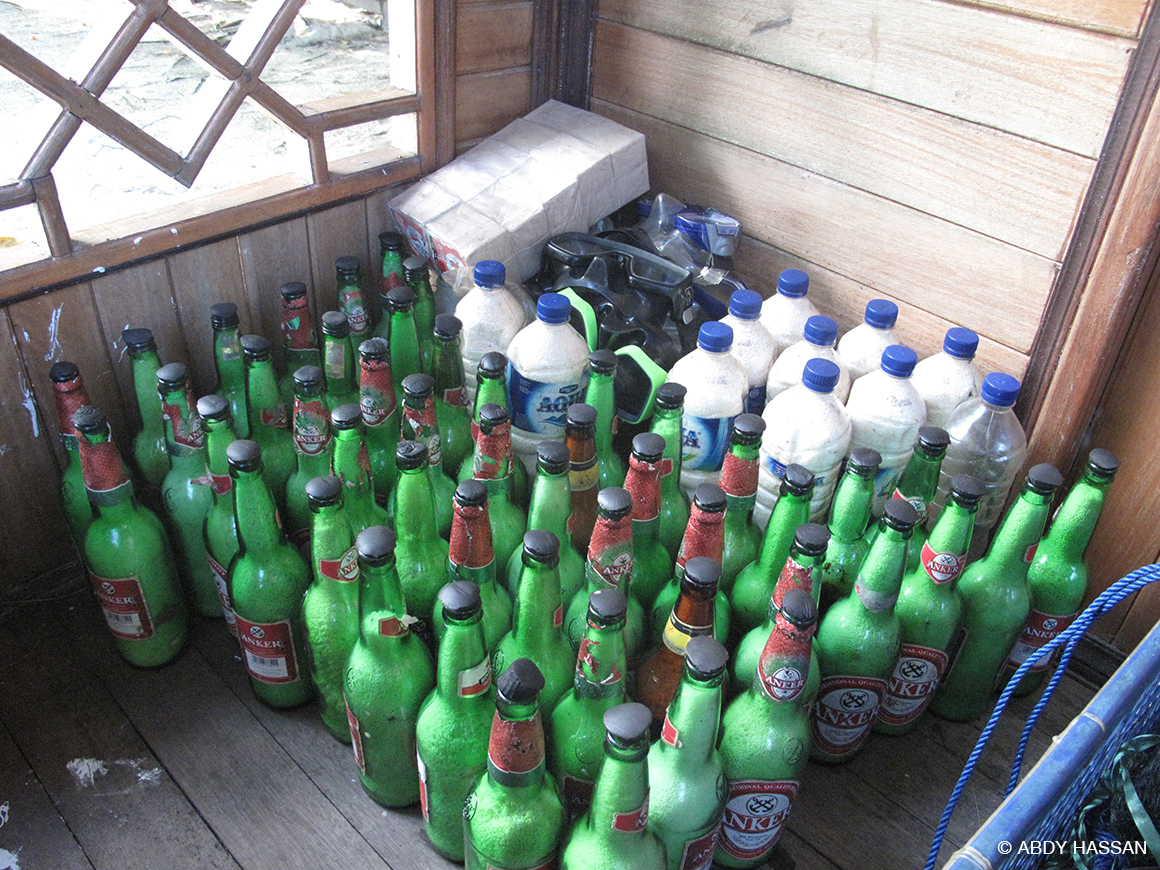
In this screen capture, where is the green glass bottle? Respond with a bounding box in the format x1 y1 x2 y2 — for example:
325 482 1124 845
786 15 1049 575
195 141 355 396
810 499 917 762
646 636 729 870
623 432 674 611
377 230 409 297
380 286 423 386
892 426 950 572
344 525 436 805
566 403 600 556
284 365 333 549
357 336 399 505
719 413 766 592
469 404 528 577
650 383 691 561
493 531 575 716
406 254 436 374
329 402 389 535
930 463 1064 721
587 349 626 490
432 313 473 477
560 702 666 870
335 255 369 338
121 327 170 493
321 310 360 411
549 589 628 821
277 281 322 412
816 448 880 615
197 394 240 637
1002 450 1119 695
74 405 188 667
397 372 454 537
715 588 816 868
50 361 95 544
393 440 451 636
416 581 495 862
241 334 295 510
301 475 360 742
157 362 217 617
226 439 312 708
876 474 982 735
464 658 565 870
209 302 249 439
459 352 529 507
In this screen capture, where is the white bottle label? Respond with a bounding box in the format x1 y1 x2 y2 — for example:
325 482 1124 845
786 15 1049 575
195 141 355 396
1005 610 1077 673
810 675 885 757
234 616 299 684
717 779 798 861
878 644 948 727
507 365 585 434
89 572 154 640
681 413 736 471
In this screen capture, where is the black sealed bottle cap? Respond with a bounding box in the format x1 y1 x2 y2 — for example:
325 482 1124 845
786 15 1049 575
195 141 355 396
439 580 482 621
685 636 729 681
537 440 570 475
196 394 230 421
455 478 488 507
479 352 507 379
883 497 919 532
306 475 343 507
72 404 107 434
321 310 350 338
522 530 560 566
497 658 544 705
396 438 427 470
156 362 187 389
330 402 363 430
359 337 389 360
335 255 360 274
567 403 597 427
693 484 727 514
731 413 766 445
950 474 986 506
226 439 262 469
588 588 627 623
794 522 831 557
780 587 818 630
280 281 308 301
356 525 397 566
589 349 618 375
603 702 652 746
402 373 434 400
121 327 155 350
434 313 462 339
385 286 415 311
293 365 324 391
479 403 509 429
597 486 633 520
848 448 882 474
1027 463 1064 495
655 382 687 409
49 361 80 383
782 464 815 497
379 231 406 251
210 302 239 329
631 432 665 462
240 334 272 361
404 256 428 282
683 556 721 593
917 426 951 453
1088 448 1120 480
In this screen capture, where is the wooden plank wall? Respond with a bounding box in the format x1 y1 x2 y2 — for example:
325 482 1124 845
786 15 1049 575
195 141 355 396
454 0 536 148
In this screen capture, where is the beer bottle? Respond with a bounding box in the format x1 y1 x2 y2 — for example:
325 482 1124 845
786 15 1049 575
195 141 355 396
891 425 950 571
377 230 408 297
335 255 369 338
156 363 217 616
121 327 170 492
559 702 666 870
397 372 454 536
876 474 982 735
730 464 814 638
330 402 388 534
566 402 600 556
586 349 626 489
810 499 916 762
650 382 691 560
406 255 436 374
816 448 880 615
240 334 294 508
322 310 360 411
715 588 816 867
549 589 629 820
507 441 584 604
469 404 528 575
441 479 513 650
393 440 451 634
49 361 95 543
646 636 729 870
464 658 565 870
623 431 674 610
197 394 240 635
930 463 1063 721
493 531 575 715
357 336 398 504
382 286 422 385
416 581 494 862
460 352 529 507
301 475 360 741
276 281 321 411
209 302 249 439
74 405 187 666
226 439 312 707
720 414 766 591
636 556 721 725
1002 449 1118 694
344 525 435 805
284 365 333 548
432 313 473 476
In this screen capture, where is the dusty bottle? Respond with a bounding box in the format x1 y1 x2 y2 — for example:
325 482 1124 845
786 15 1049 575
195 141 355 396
623 431 674 611
284 365 333 548
241 334 295 509
121 327 170 492
720 414 765 591
759 267 820 351
335 255 369 338
836 298 899 381
344 524 436 805
432 313 473 476
816 448 880 615
911 326 983 430
460 352 530 506
226 439 312 707
464 658 564 870
810 498 917 762
416 581 495 862
647 636 729 870
650 382 691 560
330 402 389 534
382 285 422 386
891 426 950 573
198 394 240 635
930 463 1063 721
277 281 321 411
357 336 399 505
378 230 409 296
566 402 600 556
559 702 667 870
721 288 778 414
457 259 528 401
210 302 249 439
321 310 360 410
50 361 95 543
393 440 451 635
876 474 983 735
766 314 851 404
549 588 629 821
469 404 528 576
396 372 454 536
74 405 188 666
586 349 626 490
442 479 513 651
405 255 436 374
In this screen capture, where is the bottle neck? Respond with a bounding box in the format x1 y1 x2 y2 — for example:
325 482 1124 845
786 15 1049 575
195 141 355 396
432 335 467 405
324 334 356 394
587 743 650 837
436 614 492 701
473 376 508 424
390 310 421 374
720 442 760 513
233 467 284 552
129 349 164 435
526 468 572 542
624 454 662 523
203 418 238 489
395 465 438 537
895 447 945 522
292 392 333 461
676 503 726 573
768 550 820 620
512 559 564 644
473 420 513 480
853 522 910 612
758 490 811 568
658 671 723 764
586 515 634 595
281 295 317 351
358 559 411 643
487 702 547 788
1041 473 1111 561
986 486 1056 569
311 505 358 583
650 406 683 488
77 432 135 508
245 359 287 431
214 326 246 390
51 377 91 438
449 501 496 570
332 428 372 491
159 386 206 458
359 354 397 426
587 372 617 457
574 619 627 699
754 613 814 703
829 469 875 542
380 251 406 291
917 497 977 585
402 397 441 467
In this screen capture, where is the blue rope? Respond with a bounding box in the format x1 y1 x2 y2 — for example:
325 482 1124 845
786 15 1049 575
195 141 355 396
924 563 1160 870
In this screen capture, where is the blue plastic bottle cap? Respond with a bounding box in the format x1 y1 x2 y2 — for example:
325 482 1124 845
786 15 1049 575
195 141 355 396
728 288 763 320
777 269 809 298
981 372 1021 407
864 299 899 329
536 292 572 324
803 315 839 347
474 259 505 288
943 326 979 360
802 357 840 393
698 321 734 353
880 344 917 378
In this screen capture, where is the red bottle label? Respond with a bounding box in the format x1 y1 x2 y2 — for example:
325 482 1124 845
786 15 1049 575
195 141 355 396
553 604 564 629
587 516 634 591
624 455 662 521
474 419 512 479
318 547 359 582
260 404 288 430
678 821 723 870
234 616 299 684
402 400 442 466
1005 610 1077 673
281 293 315 350
293 398 331 456
718 779 798 860
416 749 430 821
89 572 155 640
378 616 409 637
347 700 366 773
877 643 948 727
661 712 681 748
758 663 808 703
206 550 237 637
211 473 232 496
720 452 759 498
443 386 467 408
810 675 886 757
457 657 492 697
920 542 966 585
487 712 545 780
577 634 624 686
162 392 205 451
1024 542 1038 563
360 355 398 426
675 502 725 571
611 791 649 832
449 501 494 569
892 488 928 526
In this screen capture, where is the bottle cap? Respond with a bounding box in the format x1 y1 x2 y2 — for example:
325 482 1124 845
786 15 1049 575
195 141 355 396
455 478 488 507
210 302 239 329
402 373 434 400
803 315 839 347
1026 463 1064 495
697 321 733 353
864 299 899 329
683 556 721 593
497 658 544 704
305 475 343 506
522 530 560 565
801 357 840 393
847 448 881 475
359 337 389 361
379 231 407 252
536 292 572 325
395 439 428 470
793 523 831 557
536 440 571 475
782 464 815 497
780 587 818 630
479 403 509 429
156 362 187 389
916 426 951 453
603 702 653 746
589 349 618 375
728 288 763 320
321 310 350 338
693 483 727 513
567 403 597 427
479 352 507 379
981 372 1020 408
196 394 230 421
880 344 917 378
330 402 363 430
433 313 462 339
72 404 107 434
226 439 262 469
1088 448 1120 480
655 382 687 410
335 255 360 274
439 580 482 622
596 486 633 520
949 474 986 506
404 256 428 282
293 365 325 391
49 361 80 383
241 334 272 361
280 281 308 301
121 327 155 350
943 327 979 360
777 269 809 298
684 636 729 680
356 525 397 566
882 497 919 532
588 588 628 623
731 413 766 445
474 260 505 289
385 286 415 311
631 432 665 462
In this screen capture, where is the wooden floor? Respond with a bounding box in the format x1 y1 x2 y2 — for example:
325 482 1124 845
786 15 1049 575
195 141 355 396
0 577 1095 870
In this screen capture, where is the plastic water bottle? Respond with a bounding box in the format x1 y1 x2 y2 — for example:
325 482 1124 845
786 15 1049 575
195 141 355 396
934 372 1028 534
756 357 852 525
765 314 852 404
505 293 590 472
760 268 820 350
455 260 528 401
837 299 899 381
845 345 927 514
720 289 779 414
666 321 748 497
910 326 985 430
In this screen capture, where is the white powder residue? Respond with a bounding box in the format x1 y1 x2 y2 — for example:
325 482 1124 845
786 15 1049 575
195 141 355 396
66 758 161 793
16 370 39 439
0 800 8 827
0 847 20 869
67 757 109 787
43 304 64 362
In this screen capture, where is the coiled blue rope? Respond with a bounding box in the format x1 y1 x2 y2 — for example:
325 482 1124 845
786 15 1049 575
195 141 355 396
924 563 1160 870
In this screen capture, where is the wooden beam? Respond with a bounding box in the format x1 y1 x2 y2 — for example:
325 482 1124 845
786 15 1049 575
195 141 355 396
29 175 71 258
555 0 595 106
250 83 311 136
433 0 456 168
416 0 438 172
0 180 34 211
531 0 557 106
299 89 418 133
155 6 247 81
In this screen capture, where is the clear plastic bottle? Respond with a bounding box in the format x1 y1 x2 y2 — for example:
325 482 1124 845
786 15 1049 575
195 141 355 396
720 289 779 414
505 293 590 473
455 260 528 402
845 345 927 515
910 327 985 430
765 314 852 404
757 357 852 526
666 322 748 498
934 372 1028 534
759 269 820 350
837 299 899 381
